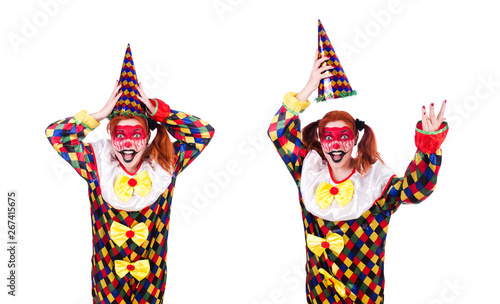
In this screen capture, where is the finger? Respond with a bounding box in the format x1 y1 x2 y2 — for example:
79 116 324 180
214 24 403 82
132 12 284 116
114 91 123 101
313 49 319 64
113 82 122 93
112 81 121 94
137 83 147 98
436 100 447 123
315 55 330 69
421 106 429 131
113 86 122 97
318 65 334 74
422 116 431 132
320 73 333 79
429 102 438 128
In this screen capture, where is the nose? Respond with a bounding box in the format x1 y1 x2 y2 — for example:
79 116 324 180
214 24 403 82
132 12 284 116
333 143 340 149
124 141 132 148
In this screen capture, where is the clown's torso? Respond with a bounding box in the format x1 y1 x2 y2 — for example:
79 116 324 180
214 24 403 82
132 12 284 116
268 93 447 304
46 99 214 304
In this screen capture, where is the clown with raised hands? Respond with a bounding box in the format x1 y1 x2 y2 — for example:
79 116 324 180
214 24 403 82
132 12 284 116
46 45 214 304
267 21 448 303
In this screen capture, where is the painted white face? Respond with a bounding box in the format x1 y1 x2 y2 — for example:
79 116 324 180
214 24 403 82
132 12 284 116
320 121 355 168
112 118 147 172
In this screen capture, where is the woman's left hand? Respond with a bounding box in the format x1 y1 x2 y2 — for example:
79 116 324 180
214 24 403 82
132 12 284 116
421 100 446 132
137 82 156 113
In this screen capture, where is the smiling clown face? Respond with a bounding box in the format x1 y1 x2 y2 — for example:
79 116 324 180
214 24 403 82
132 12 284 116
112 118 148 172
320 121 356 168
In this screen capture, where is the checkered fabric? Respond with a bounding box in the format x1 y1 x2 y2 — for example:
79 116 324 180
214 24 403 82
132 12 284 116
46 108 214 304
112 44 147 118
318 20 355 101
268 104 443 303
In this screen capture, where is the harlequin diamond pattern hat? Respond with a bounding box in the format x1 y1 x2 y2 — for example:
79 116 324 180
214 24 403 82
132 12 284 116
316 19 357 102
108 44 148 120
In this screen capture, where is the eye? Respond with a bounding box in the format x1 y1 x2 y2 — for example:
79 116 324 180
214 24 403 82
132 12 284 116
341 135 349 140
133 133 141 138
325 136 332 140
116 134 124 138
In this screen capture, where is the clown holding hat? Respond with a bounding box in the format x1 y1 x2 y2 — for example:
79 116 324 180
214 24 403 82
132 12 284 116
268 20 448 303
46 44 214 303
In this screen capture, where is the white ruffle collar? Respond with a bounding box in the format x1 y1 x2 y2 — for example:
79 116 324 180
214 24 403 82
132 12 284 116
91 139 172 211
301 150 394 222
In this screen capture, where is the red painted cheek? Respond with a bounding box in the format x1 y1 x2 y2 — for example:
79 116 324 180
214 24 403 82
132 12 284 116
344 140 354 150
112 140 122 151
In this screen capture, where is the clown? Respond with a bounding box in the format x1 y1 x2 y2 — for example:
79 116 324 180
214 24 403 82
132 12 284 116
267 21 448 304
46 45 214 303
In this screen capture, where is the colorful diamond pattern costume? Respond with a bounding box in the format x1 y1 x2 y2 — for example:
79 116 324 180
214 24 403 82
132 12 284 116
268 92 448 303
46 99 214 303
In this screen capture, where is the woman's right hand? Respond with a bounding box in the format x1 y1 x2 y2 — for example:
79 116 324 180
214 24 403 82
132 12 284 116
90 81 123 121
296 50 334 101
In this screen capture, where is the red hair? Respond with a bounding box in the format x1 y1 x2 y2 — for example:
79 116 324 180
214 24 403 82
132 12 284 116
107 114 175 174
302 111 382 175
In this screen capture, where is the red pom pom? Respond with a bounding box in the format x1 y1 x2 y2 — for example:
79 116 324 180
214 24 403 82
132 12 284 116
330 186 339 196
128 178 137 187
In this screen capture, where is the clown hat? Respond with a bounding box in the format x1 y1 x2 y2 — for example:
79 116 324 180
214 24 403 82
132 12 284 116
317 20 356 102
108 44 148 119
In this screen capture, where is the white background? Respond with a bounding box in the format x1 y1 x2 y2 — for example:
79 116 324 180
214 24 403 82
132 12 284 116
1 0 499 303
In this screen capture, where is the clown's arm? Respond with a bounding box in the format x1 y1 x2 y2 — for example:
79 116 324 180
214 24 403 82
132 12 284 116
45 82 122 182
146 98 215 175
45 111 100 182
268 52 333 183
377 102 448 214
267 92 311 184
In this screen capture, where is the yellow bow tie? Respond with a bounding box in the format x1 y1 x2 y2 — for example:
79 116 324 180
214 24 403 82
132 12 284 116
115 259 150 281
110 221 149 247
114 170 152 202
306 232 344 257
315 180 354 209
318 268 348 299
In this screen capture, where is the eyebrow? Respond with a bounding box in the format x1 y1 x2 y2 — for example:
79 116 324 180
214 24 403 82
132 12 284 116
115 128 143 132
324 128 351 134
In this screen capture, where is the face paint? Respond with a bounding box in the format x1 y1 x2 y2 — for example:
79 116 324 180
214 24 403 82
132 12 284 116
112 125 147 164
320 126 355 163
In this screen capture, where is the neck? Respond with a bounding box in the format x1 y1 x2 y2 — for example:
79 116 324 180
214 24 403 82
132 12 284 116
120 161 142 176
326 157 355 182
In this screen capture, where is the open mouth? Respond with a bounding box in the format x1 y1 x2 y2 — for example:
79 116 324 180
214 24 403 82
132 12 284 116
119 149 138 163
327 151 347 163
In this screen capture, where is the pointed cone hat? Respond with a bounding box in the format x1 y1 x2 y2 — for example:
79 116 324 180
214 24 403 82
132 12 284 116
317 20 356 102
108 44 148 119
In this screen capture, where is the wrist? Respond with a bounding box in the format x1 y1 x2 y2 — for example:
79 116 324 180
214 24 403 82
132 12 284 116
89 111 105 122
145 99 158 116
296 86 315 102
